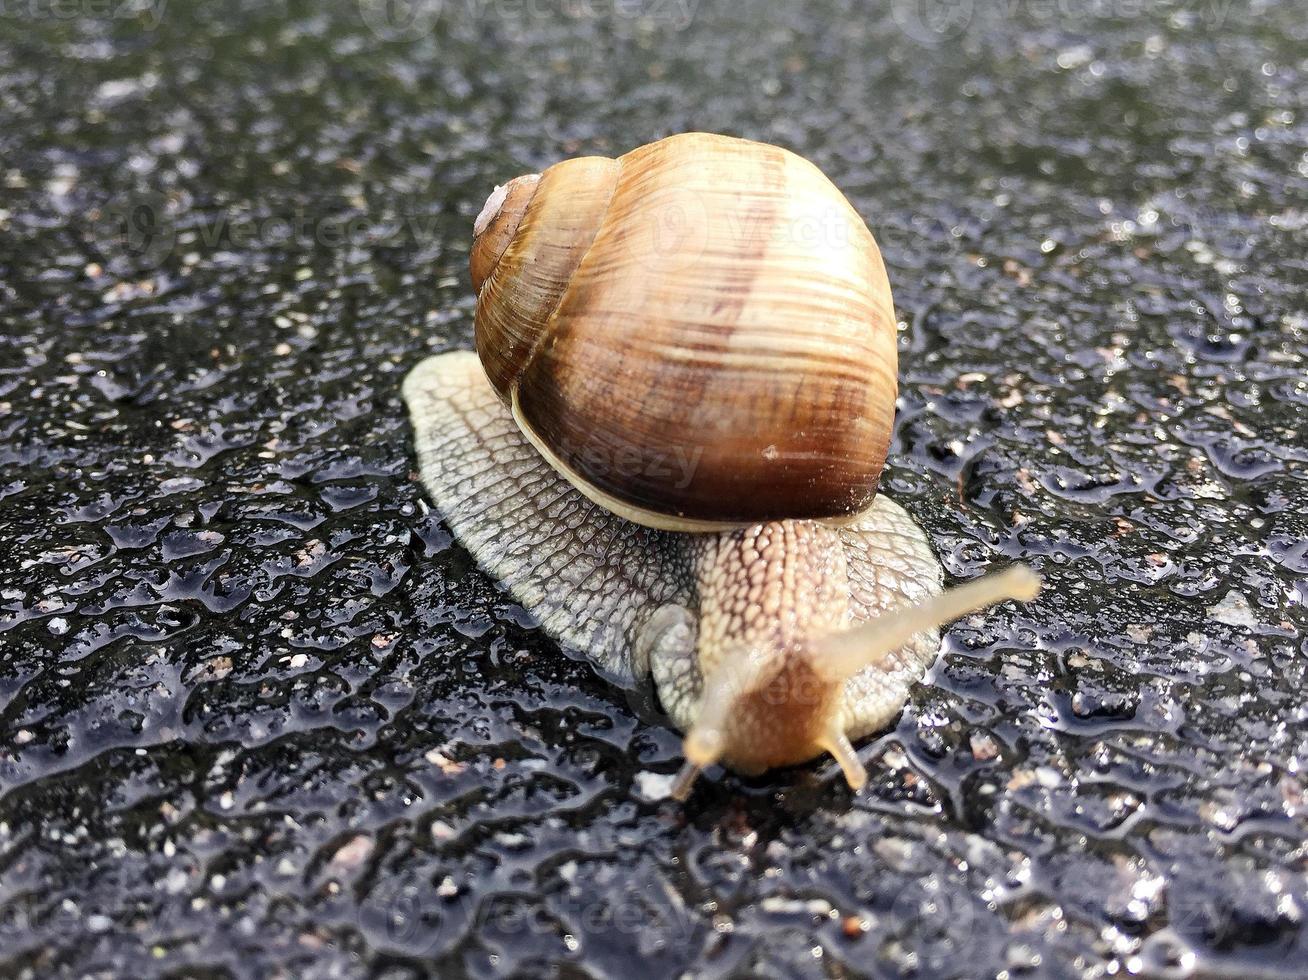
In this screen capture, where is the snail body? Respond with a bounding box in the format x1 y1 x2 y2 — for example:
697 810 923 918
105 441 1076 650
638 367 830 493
404 134 1038 794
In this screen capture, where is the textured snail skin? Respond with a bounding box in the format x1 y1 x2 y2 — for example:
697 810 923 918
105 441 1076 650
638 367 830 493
470 133 899 531
403 352 944 780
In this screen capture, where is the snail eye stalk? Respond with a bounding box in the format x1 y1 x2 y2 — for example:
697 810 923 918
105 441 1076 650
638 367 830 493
817 726 868 791
812 565 1042 683
671 645 774 800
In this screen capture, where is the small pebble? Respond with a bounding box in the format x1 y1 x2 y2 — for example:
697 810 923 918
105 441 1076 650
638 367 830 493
329 835 373 870
634 770 677 800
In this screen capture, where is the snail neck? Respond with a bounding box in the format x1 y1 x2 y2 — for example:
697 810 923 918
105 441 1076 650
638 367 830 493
688 520 851 773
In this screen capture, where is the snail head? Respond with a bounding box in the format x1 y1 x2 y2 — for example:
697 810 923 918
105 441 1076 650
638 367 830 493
671 563 1042 799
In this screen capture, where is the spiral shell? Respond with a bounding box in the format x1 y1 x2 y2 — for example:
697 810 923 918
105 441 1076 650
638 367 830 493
469 133 897 532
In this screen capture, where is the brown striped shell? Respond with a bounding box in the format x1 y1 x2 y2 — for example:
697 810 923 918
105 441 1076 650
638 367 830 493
469 132 898 532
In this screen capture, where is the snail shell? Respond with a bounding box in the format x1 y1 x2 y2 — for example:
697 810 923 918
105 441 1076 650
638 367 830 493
469 132 898 531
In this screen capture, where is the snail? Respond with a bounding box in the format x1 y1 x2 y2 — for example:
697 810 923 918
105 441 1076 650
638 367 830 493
403 133 1039 797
